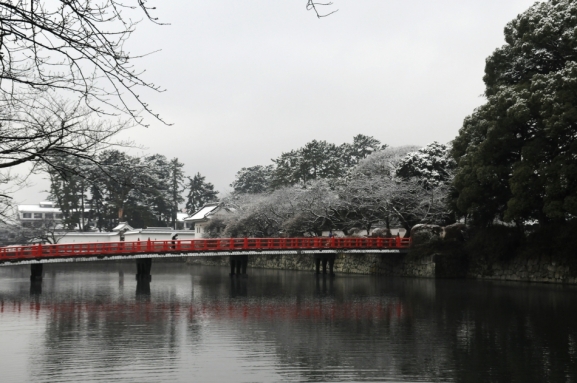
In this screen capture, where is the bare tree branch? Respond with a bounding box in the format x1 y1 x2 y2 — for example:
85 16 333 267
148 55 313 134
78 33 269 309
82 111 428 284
0 1 166 125
306 0 338 18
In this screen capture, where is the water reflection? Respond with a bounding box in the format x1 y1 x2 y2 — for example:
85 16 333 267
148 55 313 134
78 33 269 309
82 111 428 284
0 262 575 382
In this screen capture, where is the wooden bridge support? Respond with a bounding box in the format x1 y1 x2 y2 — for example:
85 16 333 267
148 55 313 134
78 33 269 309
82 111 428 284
314 254 336 275
229 255 248 277
136 258 152 282
30 263 43 281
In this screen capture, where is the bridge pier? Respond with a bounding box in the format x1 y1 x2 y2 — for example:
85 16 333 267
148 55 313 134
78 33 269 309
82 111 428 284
136 279 151 296
30 263 43 281
314 254 335 275
230 255 248 277
136 258 152 282
30 280 42 295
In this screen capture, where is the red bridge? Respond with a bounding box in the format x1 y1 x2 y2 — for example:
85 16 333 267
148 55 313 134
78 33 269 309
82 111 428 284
0 237 411 279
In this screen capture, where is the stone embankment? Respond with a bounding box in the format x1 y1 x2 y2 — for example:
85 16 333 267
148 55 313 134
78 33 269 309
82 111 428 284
185 251 577 283
468 256 577 284
186 224 577 284
185 252 438 278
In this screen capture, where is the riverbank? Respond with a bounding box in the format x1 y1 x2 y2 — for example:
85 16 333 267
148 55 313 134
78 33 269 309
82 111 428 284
186 223 577 284
185 249 577 284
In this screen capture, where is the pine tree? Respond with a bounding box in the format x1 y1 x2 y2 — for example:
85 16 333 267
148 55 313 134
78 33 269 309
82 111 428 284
185 173 219 214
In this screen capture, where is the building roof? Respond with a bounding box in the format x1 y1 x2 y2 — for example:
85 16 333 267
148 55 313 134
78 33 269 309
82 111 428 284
112 222 134 232
18 205 62 213
142 227 172 232
183 203 220 222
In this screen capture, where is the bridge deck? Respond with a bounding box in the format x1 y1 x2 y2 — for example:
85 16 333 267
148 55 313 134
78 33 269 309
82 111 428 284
0 237 410 266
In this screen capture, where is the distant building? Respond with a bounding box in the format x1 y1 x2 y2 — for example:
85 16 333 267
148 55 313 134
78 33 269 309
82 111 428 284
17 201 63 228
183 203 234 236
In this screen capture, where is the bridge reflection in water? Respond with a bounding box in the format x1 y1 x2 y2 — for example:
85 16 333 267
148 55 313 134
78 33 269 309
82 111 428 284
0 263 576 382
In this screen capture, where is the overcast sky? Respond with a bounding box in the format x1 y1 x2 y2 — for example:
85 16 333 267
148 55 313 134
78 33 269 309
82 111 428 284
17 0 537 204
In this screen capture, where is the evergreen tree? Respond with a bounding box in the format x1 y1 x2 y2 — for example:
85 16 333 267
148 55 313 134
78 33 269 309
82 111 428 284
452 0 577 225
169 158 186 228
47 157 92 230
340 134 386 168
185 173 219 214
397 142 455 190
231 165 274 194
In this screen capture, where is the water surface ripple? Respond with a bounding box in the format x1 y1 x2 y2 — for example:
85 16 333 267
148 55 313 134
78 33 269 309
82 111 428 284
0 262 575 382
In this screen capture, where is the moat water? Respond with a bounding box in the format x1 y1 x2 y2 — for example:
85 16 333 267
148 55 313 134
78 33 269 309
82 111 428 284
0 261 575 382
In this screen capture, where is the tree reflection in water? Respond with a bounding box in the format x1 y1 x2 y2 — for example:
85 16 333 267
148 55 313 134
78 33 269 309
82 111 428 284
0 262 575 382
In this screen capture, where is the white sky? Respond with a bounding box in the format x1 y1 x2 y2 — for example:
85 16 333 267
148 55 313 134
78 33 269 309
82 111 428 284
15 0 537 204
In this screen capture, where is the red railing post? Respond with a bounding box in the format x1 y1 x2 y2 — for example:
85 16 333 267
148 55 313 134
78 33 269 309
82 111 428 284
395 235 401 248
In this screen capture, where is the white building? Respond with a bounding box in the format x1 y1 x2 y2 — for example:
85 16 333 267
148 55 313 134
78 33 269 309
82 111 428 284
53 222 197 244
18 201 63 228
183 203 234 236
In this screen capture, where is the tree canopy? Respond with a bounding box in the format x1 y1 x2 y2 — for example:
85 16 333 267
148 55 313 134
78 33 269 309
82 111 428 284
185 173 219 214
0 0 163 122
451 0 577 226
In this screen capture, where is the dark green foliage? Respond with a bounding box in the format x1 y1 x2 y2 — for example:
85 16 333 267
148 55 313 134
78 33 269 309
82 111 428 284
452 0 577 225
48 157 92 230
168 158 186 228
271 140 344 188
185 173 219 214
252 134 386 190
341 134 387 168
463 226 523 264
49 151 191 231
484 0 577 95
520 221 577 263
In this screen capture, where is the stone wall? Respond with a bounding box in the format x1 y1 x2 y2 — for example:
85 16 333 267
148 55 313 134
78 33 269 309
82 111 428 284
468 255 577 284
184 250 577 284
185 252 438 278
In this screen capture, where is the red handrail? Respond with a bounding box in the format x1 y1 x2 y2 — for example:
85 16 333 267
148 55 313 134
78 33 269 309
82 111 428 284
0 237 411 263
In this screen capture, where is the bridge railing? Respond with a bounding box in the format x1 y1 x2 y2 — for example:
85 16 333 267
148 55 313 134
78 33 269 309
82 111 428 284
0 237 411 262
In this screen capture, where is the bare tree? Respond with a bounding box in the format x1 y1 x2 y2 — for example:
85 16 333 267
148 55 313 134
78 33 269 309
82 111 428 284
0 0 165 123
0 93 134 220
0 93 132 174
281 181 337 236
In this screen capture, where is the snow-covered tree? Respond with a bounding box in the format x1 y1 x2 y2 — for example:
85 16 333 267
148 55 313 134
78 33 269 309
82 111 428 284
281 181 337 236
271 140 344 188
396 142 456 189
348 145 419 179
0 1 164 122
222 193 285 238
269 135 385 189
452 0 577 225
231 165 274 194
